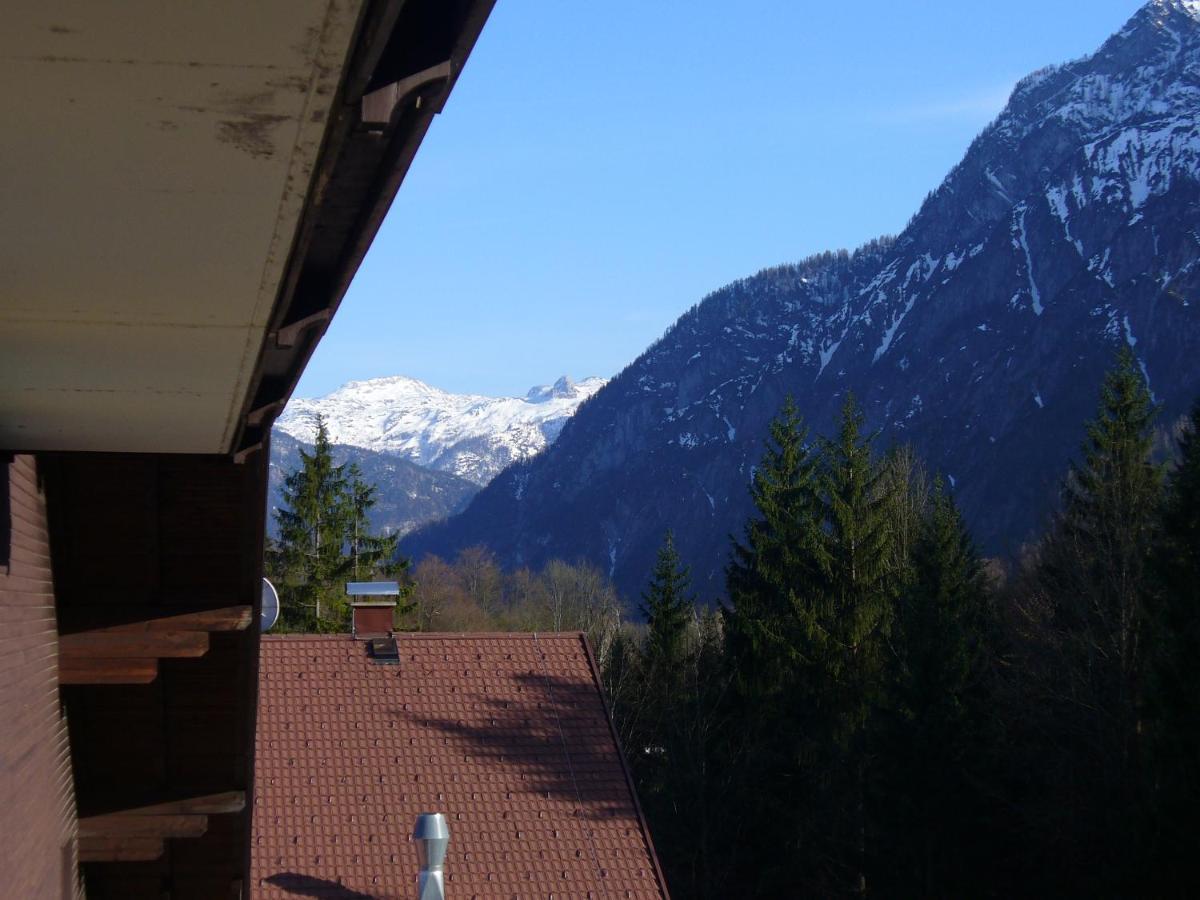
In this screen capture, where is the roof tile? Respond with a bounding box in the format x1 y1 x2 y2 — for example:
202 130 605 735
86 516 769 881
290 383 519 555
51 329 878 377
251 633 667 898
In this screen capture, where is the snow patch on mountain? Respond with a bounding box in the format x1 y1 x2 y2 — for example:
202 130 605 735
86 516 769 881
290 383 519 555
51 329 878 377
1013 205 1043 316
276 375 606 485
402 0 1200 600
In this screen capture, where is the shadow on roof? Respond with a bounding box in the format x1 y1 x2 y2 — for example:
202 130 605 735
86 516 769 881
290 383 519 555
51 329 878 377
264 872 375 899
404 671 633 819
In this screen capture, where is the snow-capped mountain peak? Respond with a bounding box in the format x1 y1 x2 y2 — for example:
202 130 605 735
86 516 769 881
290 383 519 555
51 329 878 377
403 0 1200 599
275 375 607 485
1156 0 1200 21
525 375 599 403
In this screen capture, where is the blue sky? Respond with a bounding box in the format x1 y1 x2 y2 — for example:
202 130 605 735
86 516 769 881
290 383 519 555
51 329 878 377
296 0 1143 399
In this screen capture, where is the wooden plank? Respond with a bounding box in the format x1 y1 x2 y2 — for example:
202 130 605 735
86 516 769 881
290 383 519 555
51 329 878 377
77 837 165 863
59 605 252 635
60 630 210 659
79 813 208 839
82 790 245 818
58 657 158 685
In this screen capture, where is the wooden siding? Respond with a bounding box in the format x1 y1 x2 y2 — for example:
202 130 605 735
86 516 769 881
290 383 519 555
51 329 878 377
0 456 82 899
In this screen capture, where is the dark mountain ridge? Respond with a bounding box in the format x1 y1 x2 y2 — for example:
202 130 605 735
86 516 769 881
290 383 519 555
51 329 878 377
404 0 1200 599
268 431 478 539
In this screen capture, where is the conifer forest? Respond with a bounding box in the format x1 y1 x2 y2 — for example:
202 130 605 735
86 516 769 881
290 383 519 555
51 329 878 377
269 351 1200 897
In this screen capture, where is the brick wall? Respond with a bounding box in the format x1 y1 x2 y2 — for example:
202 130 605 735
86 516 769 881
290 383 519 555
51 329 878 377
0 455 80 898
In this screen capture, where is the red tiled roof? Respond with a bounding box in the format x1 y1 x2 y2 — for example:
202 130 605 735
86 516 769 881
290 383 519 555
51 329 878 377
251 633 669 899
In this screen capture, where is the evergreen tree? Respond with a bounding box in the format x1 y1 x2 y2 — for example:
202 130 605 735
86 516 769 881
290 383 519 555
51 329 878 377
270 417 404 631
813 393 897 738
1146 403 1200 886
724 396 822 696
624 533 710 897
722 394 903 895
1041 347 1161 725
879 476 995 893
809 393 899 895
347 462 417 622
901 478 988 727
348 464 390 578
640 530 694 674
1031 347 1163 887
273 416 353 627
649 608 733 900
721 397 824 895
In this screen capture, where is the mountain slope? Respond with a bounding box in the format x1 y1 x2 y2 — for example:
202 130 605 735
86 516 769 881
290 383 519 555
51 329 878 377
267 431 478 539
276 375 605 485
404 0 1200 599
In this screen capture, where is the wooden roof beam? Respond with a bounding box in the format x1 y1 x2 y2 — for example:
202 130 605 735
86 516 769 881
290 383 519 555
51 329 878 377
75 792 244 861
58 604 253 635
80 814 209 840
60 631 210 659
82 790 246 819
78 837 165 863
59 657 158 685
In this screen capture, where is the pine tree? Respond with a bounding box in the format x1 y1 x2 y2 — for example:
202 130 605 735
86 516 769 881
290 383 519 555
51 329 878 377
881 476 994 893
270 418 407 631
722 395 902 895
721 397 825 895
346 463 413 621
273 416 354 627
1041 347 1161 726
814 393 897 736
1056 350 1160 620
1032 347 1163 886
724 396 822 697
640 530 694 675
1146 403 1200 885
900 478 988 723
626 531 704 895
810 393 899 895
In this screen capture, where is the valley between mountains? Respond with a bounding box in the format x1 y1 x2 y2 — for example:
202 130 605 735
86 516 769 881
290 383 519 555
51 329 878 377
278 0 1200 602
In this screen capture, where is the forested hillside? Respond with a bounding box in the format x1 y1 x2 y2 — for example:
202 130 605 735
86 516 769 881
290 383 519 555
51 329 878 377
405 0 1200 599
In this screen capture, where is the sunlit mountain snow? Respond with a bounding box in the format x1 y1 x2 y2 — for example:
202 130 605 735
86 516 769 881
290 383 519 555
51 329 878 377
276 375 606 485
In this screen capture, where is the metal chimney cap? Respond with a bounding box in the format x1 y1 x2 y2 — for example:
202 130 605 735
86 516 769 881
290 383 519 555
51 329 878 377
413 812 449 841
413 811 450 894
346 580 400 597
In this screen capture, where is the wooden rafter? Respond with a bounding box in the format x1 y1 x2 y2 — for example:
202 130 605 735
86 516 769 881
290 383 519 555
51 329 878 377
60 631 210 659
80 814 208 839
58 606 249 684
75 791 244 863
118 790 245 817
59 604 252 635
78 837 165 863
59 657 158 685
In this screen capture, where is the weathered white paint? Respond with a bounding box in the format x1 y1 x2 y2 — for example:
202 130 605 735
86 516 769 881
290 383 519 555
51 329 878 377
0 1 365 452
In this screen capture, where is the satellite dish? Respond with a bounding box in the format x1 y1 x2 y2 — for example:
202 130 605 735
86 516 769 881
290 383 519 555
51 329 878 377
261 578 280 632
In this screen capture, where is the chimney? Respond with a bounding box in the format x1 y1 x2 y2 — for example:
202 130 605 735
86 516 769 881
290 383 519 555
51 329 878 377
351 601 395 638
346 581 400 638
413 813 449 900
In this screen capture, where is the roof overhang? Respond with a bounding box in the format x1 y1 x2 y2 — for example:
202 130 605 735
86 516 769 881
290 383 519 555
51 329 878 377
1 0 494 455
